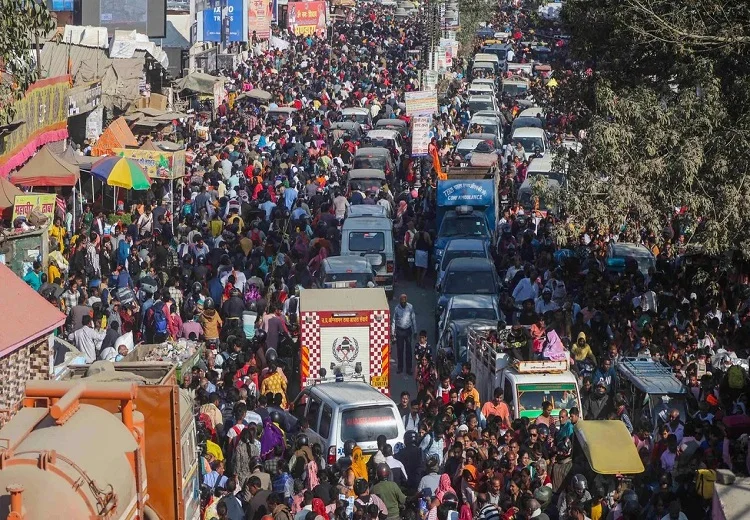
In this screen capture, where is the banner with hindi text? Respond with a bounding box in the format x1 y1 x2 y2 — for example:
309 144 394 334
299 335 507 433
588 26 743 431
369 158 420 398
12 194 56 222
248 0 273 39
288 1 327 37
113 148 186 180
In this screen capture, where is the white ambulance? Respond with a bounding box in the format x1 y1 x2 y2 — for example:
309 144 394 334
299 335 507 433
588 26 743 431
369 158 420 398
299 288 391 395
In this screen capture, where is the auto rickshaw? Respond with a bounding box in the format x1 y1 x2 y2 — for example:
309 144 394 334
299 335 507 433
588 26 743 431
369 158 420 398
572 420 645 498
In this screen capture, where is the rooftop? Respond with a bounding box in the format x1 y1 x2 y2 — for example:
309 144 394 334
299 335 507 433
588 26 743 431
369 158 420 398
0 263 66 356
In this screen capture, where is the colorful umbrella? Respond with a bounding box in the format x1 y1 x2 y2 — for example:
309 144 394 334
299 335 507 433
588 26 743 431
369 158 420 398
91 156 151 190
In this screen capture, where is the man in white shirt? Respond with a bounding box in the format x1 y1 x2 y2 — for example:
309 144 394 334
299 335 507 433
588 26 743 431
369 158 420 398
535 288 560 315
512 268 539 307
68 315 106 363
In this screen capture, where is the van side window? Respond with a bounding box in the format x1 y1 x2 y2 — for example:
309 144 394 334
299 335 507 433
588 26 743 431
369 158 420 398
319 405 332 439
307 397 322 432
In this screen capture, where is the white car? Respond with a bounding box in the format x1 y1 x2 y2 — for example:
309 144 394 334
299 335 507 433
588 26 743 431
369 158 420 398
437 294 500 340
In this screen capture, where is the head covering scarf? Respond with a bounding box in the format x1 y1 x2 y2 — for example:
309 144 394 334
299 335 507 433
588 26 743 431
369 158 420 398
435 473 456 502
312 498 329 520
350 446 368 481
260 416 285 460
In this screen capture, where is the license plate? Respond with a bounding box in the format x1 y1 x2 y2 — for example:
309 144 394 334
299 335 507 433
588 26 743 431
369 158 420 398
375 276 391 282
370 375 388 387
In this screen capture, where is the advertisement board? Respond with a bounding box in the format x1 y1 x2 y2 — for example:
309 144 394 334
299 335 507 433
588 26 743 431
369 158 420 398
248 0 273 39
113 149 186 180
411 116 432 157
227 0 248 42
49 0 74 10
199 6 223 42
288 1 327 37
405 90 438 117
12 194 57 223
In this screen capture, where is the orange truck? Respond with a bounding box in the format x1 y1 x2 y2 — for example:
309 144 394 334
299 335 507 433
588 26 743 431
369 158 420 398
0 362 200 519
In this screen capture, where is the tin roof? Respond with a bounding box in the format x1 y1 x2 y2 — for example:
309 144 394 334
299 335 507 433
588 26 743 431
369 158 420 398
301 288 388 312
0 263 66 356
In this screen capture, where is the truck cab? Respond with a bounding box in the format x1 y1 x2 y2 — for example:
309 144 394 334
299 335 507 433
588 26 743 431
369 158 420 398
468 326 581 420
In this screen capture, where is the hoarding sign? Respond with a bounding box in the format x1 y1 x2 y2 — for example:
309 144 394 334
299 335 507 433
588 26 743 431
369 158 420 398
288 1 327 37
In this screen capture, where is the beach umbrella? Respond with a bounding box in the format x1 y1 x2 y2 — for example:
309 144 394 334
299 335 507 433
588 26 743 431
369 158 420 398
91 156 151 190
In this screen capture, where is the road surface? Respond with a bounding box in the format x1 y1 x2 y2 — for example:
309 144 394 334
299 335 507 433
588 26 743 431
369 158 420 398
389 276 438 403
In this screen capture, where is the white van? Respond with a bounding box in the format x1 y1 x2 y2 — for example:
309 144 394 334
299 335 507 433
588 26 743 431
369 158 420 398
474 52 501 72
511 127 550 160
341 216 395 298
291 381 405 466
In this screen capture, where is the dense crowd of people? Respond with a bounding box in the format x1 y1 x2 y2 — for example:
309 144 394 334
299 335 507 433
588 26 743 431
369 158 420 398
19 1 750 520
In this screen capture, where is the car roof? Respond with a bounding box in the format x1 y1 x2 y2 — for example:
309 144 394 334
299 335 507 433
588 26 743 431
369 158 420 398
349 168 386 179
342 216 392 230
519 107 545 118
610 242 653 257
446 257 495 271
347 205 387 217
615 357 686 394
323 256 373 271
469 95 494 101
467 133 498 141
268 106 297 114
342 107 370 114
301 288 388 312
355 147 390 156
445 238 487 251
367 129 399 139
448 294 497 308
309 382 395 406
375 119 406 127
512 127 545 138
456 138 485 149
508 371 579 384
331 121 361 129
471 116 500 124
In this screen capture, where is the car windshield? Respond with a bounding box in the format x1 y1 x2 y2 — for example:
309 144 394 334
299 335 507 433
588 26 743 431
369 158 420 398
346 113 369 125
439 215 489 237
364 137 393 149
323 272 374 288
515 137 544 153
474 123 499 136
513 117 543 130
443 270 496 294
448 307 498 322
516 383 579 418
353 156 386 170
441 249 486 270
503 83 529 96
469 100 494 113
349 180 382 192
340 406 399 443
348 232 385 251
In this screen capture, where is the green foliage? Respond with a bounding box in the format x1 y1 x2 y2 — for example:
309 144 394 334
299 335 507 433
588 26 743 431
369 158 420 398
457 0 495 55
0 0 57 124
107 213 132 225
553 0 750 257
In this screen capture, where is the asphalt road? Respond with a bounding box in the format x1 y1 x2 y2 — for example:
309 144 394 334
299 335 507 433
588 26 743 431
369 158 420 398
389 274 438 403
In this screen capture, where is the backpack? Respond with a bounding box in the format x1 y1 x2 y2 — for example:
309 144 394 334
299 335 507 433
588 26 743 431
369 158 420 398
696 469 716 500
150 302 168 335
728 364 745 390
84 250 96 278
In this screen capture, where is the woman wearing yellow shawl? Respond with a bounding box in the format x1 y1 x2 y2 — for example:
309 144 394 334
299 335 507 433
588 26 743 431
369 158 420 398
351 446 368 481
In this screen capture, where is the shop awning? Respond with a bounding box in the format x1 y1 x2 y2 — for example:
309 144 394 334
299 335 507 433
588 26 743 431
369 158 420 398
174 72 224 95
0 177 24 213
10 146 80 187
91 116 138 157
0 263 66 357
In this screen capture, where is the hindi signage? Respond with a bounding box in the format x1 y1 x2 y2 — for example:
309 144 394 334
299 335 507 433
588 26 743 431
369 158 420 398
248 0 273 39
405 90 438 117
12 194 57 222
288 1 327 37
113 148 186 180
411 116 432 157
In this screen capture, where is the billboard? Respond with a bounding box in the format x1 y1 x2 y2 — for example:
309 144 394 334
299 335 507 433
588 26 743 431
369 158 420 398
197 0 249 43
288 1 327 37
81 0 167 38
248 0 273 40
